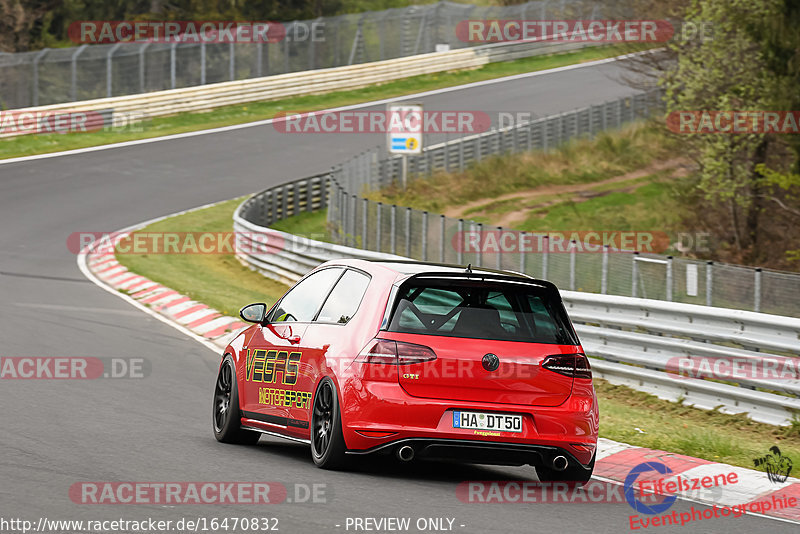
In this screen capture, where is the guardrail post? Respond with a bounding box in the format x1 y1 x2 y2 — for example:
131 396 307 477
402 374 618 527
440 215 446 262
476 223 483 267
542 235 549 280
526 121 532 150
256 42 262 77
542 120 549 152
754 268 762 312
32 48 49 107
706 261 713 306
292 181 300 216
200 42 206 84
266 191 274 225
310 18 319 69
350 195 358 247
405 207 412 257
422 211 428 261
169 42 178 89
139 43 151 93
390 205 397 255
519 232 527 274
70 44 88 102
107 42 123 97
601 244 609 294
666 255 674 302
284 24 291 72
632 251 639 297
348 19 363 65
457 219 464 264
229 42 236 81
495 227 502 270
376 202 383 252
361 198 368 250
569 240 577 291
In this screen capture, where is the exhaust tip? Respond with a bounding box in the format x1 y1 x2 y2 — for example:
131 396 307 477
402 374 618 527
396 445 415 462
552 455 568 471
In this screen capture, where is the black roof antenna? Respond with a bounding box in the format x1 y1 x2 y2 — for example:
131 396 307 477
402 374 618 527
465 263 472 274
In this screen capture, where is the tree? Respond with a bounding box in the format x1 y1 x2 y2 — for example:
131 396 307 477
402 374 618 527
660 0 800 266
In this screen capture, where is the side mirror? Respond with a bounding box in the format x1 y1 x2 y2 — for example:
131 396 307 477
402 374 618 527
240 303 267 324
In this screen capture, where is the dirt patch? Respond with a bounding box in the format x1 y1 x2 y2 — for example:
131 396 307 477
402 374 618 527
445 158 691 228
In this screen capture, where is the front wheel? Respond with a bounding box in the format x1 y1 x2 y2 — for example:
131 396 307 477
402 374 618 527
212 355 260 445
310 377 348 469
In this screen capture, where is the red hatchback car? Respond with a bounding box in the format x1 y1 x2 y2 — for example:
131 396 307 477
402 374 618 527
213 260 598 483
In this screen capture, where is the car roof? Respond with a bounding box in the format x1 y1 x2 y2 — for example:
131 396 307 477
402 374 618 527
320 258 543 284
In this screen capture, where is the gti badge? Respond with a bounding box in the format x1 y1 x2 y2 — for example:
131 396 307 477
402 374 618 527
482 353 500 372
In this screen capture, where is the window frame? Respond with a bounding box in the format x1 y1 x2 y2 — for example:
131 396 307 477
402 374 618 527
266 266 345 324
312 267 372 326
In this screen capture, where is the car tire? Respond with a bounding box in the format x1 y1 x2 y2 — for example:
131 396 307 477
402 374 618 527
310 377 348 469
212 354 261 445
535 453 595 486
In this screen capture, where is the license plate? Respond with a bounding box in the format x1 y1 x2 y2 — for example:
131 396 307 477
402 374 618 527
452 411 522 433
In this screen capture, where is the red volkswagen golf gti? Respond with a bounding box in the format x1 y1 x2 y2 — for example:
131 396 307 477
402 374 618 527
212 259 598 483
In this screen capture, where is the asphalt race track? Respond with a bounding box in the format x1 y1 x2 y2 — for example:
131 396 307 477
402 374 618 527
1 57 795 533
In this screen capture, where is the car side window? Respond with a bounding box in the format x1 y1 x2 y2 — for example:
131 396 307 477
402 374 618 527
268 268 343 323
315 269 371 324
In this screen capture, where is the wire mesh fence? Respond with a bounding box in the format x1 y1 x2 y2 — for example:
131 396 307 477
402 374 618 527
1 0 616 110
319 89 800 317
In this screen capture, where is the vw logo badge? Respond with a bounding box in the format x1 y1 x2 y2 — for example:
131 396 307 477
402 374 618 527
482 353 500 372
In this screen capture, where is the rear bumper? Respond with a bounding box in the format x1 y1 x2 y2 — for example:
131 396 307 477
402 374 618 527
345 437 592 470
339 379 598 466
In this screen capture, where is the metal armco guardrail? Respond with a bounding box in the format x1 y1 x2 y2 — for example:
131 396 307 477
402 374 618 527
234 92 800 426
324 90 800 318
233 210 800 426
0 39 594 138
0 0 611 110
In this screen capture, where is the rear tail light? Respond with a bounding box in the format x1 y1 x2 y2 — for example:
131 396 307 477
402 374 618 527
356 339 398 365
357 339 437 365
542 353 592 379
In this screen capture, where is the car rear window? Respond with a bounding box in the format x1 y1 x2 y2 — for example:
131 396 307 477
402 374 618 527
387 279 578 345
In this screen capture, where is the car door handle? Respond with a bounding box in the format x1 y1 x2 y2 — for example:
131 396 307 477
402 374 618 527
288 335 301 344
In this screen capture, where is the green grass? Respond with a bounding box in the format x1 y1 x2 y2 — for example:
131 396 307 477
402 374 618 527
0 44 641 160
597 379 800 470
114 199 800 470
114 198 289 317
269 210 333 242
516 177 682 233
365 123 682 214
